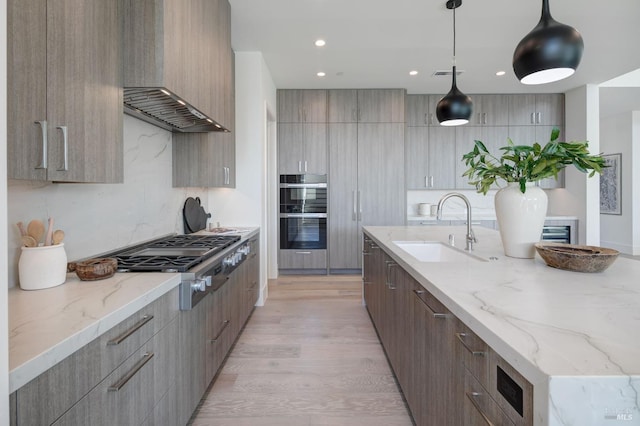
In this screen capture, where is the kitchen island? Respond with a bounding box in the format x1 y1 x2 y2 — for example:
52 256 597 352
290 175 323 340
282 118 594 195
364 225 640 426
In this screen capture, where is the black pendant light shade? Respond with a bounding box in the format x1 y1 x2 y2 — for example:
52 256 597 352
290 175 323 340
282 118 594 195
513 0 584 85
437 0 472 126
436 66 473 126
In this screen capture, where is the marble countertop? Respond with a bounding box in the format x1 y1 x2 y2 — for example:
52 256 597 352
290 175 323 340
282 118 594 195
363 226 640 425
8 270 182 393
407 213 579 222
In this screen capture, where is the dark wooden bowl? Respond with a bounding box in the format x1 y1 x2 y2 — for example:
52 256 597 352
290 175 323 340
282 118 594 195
534 243 619 273
69 258 118 281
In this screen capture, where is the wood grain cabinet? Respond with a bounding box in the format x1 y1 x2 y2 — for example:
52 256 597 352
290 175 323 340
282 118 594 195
405 126 457 189
507 94 564 127
7 0 123 183
171 0 236 188
278 123 328 174
405 94 444 126
278 90 328 123
13 288 179 426
469 94 510 126
362 238 534 426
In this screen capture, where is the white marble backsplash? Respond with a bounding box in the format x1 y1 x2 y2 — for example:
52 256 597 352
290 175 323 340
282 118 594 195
407 189 498 217
7 116 209 288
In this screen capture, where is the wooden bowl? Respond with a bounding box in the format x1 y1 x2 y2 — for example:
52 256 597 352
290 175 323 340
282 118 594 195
68 258 118 281
534 243 619 273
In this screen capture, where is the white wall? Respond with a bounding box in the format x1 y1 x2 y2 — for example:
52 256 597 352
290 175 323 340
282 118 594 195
1 0 10 420
548 85 601 245
207 52 277 305
600 111 640 254
7 116 209 288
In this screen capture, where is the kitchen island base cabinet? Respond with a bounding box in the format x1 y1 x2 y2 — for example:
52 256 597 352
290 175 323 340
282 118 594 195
362 234 533 426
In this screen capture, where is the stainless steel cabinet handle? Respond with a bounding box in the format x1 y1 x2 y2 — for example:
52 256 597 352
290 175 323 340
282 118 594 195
385 261 397 290
424 113 428 125
210 320 231 343
56 126 69 171
429 176 434 187
413 290 446 318
425 176 428 188
107 314 154 346
530 112 535 124
466 392 495 426
224 166 230 185
298 161 302 172
456 332 486 356
352 190 357 221
108 352 154 392
357 190 362 221
482 113 487 125
304 161 308 172
295 251 312 255
537 112 542 124
34 120 48 169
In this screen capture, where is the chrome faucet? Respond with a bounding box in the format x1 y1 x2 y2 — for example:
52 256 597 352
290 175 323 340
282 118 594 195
436 192 477 251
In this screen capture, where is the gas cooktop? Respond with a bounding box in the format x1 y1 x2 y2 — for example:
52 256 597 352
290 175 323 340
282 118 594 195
103 234 241 273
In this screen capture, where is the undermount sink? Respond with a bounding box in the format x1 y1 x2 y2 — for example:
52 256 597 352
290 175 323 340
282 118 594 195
393 241 487 263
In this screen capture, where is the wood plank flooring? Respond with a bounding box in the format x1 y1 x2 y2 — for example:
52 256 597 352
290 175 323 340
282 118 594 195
190 275 414 426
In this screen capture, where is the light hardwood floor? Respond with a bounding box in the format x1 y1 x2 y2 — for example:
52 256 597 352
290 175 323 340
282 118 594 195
190 275 414 426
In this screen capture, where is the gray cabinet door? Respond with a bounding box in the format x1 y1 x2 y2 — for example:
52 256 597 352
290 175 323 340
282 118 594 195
405 127 431 189
328 123 360 270
357 123 405 225
357 89 406 123
507 94 538 125
427 127 457 189
277 123 305 174
303 123 328 174
471 94 510 126
9 0 123 183
508 94 564 126
278 89 327 122
406 95 431 126
328 89 358 123
536 94 564 126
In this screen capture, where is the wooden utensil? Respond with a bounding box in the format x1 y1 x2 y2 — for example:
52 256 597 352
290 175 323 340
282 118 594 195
17 221 27 237
27 220 45 245
21 235 37 248
52 229 65 245
45 217 54 246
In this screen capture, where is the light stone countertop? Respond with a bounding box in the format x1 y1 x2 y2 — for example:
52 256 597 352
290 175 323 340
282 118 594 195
363 225 640 426
8 272 181 393
407 213 579 222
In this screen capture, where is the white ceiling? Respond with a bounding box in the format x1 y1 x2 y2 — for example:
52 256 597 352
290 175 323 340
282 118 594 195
229 0 640 103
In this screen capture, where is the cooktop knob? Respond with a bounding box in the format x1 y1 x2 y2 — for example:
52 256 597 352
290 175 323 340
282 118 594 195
190 279 206 292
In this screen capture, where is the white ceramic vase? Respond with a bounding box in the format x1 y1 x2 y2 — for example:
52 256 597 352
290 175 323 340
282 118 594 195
495 183 548 259
18 243 68 290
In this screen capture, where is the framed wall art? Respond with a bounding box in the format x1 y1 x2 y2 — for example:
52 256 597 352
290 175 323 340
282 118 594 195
600 153 622 215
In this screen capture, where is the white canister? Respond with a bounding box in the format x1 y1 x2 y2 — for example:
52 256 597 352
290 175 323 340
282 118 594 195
18 243 68 290
418 203 432 216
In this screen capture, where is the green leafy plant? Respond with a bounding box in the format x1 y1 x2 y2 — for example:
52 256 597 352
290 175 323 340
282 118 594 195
462 128 606 194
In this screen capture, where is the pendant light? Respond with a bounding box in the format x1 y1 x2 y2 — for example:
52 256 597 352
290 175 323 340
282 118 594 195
436 0 472 126
513 0 584 85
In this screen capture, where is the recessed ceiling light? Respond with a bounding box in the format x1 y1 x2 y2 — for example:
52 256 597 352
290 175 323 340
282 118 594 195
409 70 419 76
496 70 506 76
317 72 326 77
315 39 326 47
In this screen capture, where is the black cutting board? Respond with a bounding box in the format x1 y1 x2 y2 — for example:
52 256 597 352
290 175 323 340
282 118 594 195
183 197 211 234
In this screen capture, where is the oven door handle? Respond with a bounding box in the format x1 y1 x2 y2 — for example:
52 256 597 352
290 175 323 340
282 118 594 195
279 183 327 189
280 213 327 219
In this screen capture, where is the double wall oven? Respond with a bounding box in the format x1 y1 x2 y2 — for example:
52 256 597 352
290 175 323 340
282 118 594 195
279 174 327 250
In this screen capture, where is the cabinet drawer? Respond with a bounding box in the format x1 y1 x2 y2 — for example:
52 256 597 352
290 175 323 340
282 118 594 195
279 249 327 270
53 317 178 426
456 323 490 389
411 283 448 317
465 371 515 426
16 288 178 425
488 349 534 426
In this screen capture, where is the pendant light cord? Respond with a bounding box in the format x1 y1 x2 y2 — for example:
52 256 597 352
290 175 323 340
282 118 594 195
453 4 456 60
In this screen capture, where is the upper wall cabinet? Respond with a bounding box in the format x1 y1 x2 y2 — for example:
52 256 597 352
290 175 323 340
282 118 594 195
278 90 328 123
8 0 123 183
405 94 444 126
171 0 236 187
469 94 510 126
327 89 406 123
508 94 564 127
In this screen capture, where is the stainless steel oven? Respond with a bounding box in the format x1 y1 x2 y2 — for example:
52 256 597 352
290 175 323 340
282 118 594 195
279 174 327 250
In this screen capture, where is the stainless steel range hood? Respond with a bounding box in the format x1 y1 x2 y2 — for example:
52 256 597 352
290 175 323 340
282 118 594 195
123 88 228 133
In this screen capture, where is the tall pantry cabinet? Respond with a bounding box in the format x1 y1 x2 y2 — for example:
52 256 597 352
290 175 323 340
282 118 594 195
327 89 406 272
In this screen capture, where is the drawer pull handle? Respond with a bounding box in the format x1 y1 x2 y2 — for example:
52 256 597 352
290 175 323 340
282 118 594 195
210 320 231 343
295 251 312 255
413 289 447 318
456 332 486 356
466 391 495 426
107 314 154 346
34 120 48 169
108 352 154 392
